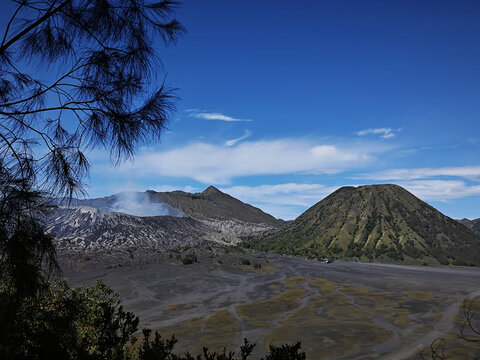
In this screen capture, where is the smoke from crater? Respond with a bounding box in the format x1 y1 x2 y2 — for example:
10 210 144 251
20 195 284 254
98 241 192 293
109 191 185 217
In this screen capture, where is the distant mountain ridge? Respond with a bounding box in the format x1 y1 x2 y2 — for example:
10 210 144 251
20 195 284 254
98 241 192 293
247 184 480 266
458 218 480 236
49 184 480 267
74 186 281 226
147 186 282 226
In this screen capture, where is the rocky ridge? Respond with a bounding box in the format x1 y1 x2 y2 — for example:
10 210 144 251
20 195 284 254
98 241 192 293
458 218 480 235
46 187 282 255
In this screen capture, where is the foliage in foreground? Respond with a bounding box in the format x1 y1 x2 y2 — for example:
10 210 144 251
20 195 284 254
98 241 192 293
0 280 138 360
0 280 306 360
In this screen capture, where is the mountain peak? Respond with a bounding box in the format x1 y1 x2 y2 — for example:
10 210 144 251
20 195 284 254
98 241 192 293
202 186 222 195
249 184 480 266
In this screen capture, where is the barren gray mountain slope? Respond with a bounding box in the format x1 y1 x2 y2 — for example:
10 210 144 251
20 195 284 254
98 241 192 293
47 187 282 253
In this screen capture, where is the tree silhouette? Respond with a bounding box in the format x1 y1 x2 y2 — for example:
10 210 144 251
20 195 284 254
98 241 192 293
0 0 184 197
0 0 184 289
420 297 480 359
0 4 310 359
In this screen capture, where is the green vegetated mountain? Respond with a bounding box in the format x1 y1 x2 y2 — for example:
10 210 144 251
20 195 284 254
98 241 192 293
458 218 480 236
247 184 480 266
148 186 283 226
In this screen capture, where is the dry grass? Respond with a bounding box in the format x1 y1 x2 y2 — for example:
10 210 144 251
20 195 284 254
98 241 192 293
268 317 390 359
154 275 456 358
235 288 306 324
401 291 434 302
197 310 239 353
163 303 196 311
282 276 308 288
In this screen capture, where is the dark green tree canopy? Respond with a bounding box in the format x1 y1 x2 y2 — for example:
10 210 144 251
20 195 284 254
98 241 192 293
0 0 185 197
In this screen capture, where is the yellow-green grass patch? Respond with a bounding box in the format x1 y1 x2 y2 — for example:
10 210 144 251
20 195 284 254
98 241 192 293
163 303 196 311
235 288 306 324
197 310 239 353
401 291 434 302
151 317 204 354
390 309 411 326
282 276 309 288
338 286 397 316
308 278 336 294
267 319 390 359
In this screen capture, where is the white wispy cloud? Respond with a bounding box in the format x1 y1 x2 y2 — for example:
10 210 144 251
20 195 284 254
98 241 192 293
398 180 480 201
186 109 252 122
357 128 396 139
151 185 199 193
117 139 378 184
354 165 480 202
220 183 341 220
221 183 339 207
357 166 480 181
224 130 252 147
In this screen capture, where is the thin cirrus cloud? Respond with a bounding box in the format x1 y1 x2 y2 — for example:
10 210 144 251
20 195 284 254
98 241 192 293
354 165 480 202
224 130 252 147
186 109 252 122
220 183 341 220
118 139 377 184
398 180 480 201
151 185 199 193
357 128 396 139
221 183 340 207
356 166 480 181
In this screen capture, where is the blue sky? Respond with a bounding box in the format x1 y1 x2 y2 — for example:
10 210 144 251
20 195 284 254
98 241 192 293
90 0 480 220
7 1 480 220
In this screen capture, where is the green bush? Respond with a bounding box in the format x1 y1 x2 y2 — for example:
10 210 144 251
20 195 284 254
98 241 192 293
0 280 138 360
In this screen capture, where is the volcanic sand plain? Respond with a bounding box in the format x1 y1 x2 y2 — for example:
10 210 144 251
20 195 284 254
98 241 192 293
62 253 480 359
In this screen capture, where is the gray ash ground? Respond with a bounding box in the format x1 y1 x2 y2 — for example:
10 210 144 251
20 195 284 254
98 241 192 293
60 251 480 360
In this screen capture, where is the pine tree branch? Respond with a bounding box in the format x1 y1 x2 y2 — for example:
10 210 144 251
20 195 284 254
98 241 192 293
0 0 69 55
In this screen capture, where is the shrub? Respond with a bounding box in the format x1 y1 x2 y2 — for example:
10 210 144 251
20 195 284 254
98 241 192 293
181 254 198 265
0 280 139 360
240 258 251 265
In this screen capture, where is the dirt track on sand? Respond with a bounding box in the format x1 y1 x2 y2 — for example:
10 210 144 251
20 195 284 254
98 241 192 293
62 254 480 359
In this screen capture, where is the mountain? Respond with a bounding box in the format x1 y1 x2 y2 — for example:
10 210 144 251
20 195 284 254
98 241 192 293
458 218 480 235
49 206 209 251
47 187 283 254
148 186 281 226
247 184 480 266
74 186 281 226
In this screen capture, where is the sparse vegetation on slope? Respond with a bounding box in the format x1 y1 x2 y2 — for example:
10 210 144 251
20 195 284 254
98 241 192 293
458 218 480 236
246 184 480 266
